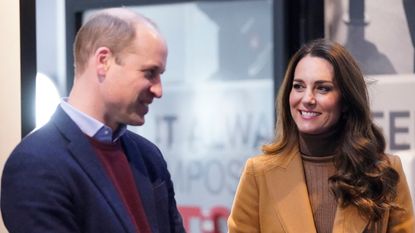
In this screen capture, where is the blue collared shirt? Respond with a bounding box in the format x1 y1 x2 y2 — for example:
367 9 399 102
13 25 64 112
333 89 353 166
60 98 127 143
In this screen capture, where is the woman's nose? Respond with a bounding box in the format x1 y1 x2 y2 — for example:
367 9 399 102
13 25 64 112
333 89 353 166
302 90 316 105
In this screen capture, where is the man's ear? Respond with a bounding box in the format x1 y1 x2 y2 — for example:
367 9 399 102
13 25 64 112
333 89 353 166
94 47 112 80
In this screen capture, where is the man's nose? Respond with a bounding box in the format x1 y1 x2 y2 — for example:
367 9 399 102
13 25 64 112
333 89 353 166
150 80 163 98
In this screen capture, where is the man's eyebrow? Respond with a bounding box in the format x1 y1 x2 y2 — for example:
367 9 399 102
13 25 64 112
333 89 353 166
141 64 164 72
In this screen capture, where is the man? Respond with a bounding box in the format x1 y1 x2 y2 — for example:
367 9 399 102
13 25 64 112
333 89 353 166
1 8 185 233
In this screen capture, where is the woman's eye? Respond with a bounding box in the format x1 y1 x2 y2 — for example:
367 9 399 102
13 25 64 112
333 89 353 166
317 85 332 93
292 83 304 90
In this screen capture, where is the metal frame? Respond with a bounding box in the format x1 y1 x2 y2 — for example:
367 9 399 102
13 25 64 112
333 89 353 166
20 0 37 137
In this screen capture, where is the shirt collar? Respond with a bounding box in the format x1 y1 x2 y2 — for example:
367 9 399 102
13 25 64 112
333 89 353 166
60 98 127 143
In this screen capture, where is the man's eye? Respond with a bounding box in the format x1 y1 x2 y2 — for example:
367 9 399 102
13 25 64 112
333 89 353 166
144 70 156 79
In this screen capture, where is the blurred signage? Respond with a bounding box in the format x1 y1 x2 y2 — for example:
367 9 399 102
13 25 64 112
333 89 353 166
131 79 274 232
368 75 415 152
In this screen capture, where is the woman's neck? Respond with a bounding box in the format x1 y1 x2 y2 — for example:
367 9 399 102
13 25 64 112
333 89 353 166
298 127 342 157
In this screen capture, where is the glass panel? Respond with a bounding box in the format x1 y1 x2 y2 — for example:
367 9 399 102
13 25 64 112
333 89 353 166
90 2 274 232
83 1 273 231
37 1 274 231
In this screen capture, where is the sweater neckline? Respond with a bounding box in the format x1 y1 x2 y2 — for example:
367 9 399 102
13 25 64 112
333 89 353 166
298 126 342 157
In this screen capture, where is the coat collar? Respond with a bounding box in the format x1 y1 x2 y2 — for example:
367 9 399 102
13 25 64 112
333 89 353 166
262 147 369 233
51 106 157 233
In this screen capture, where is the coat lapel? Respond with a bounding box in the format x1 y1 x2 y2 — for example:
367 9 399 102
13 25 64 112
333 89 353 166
332 203 369 233
264 148 317 233
122 134 159 233
52 107 137 233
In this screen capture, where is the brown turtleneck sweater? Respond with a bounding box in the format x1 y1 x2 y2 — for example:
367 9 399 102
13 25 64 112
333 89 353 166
299 129 340 233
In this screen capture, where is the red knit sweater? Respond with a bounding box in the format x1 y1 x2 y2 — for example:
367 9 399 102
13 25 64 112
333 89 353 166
89 138 152 233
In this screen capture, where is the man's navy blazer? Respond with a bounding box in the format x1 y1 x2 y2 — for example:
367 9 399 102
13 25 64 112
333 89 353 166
1 106 185 233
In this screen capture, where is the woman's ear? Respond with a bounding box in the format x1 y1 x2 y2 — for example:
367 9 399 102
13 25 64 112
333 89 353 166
342 104 349 113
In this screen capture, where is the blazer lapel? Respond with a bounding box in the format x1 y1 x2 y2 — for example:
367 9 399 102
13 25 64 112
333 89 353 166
122 134 159 233
264 148 317 233
52 107 137 233
332 203 369 233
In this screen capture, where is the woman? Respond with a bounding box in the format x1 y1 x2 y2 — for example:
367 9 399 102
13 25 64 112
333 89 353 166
227 39 414 233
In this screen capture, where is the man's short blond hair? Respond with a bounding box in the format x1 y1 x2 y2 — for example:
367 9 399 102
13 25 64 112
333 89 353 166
73 9 154 75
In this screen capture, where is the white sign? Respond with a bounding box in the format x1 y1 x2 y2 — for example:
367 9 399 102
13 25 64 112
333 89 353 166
368 74 415 207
